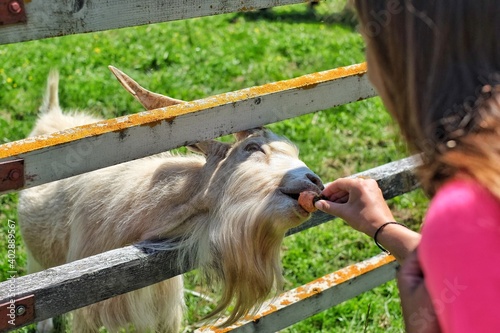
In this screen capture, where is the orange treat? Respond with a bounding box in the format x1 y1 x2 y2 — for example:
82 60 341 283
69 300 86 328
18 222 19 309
298 191 319 213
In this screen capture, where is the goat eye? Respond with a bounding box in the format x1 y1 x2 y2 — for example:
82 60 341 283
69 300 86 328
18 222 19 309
244 143 264 154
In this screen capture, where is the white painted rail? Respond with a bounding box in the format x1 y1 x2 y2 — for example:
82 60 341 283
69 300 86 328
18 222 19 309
196 254 398 333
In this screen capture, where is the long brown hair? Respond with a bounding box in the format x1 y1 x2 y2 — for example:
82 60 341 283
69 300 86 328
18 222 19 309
354 0 500 198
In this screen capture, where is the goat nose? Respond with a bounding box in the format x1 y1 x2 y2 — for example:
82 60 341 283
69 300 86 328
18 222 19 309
306 173 323 190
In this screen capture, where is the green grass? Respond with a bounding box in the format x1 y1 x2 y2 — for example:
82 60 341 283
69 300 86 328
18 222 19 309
0 2 429 332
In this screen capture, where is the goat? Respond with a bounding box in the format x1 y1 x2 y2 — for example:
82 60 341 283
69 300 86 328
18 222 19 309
18 68 324 333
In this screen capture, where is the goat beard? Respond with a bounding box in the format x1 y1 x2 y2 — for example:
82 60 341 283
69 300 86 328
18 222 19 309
194 200 288 326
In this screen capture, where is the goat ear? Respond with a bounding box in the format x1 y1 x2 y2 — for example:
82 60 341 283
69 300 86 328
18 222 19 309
108 66 185 110
234 127 265 141
187 140 230 158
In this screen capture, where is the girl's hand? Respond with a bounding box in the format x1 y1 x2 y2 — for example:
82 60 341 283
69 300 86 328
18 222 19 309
397 250 441 333
315 177 395 237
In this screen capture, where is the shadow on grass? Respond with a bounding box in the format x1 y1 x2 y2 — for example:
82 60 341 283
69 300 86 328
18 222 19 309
231 6 358 30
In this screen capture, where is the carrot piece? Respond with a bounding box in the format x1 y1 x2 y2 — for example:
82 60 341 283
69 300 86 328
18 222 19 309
298 191 319 213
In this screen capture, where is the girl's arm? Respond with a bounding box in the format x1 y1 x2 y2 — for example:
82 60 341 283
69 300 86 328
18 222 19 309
315 177 420 262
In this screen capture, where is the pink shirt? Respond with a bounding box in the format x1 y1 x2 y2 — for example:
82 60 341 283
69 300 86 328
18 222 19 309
419 178 500 333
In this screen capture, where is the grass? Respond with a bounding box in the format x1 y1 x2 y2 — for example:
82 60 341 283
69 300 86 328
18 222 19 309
0 2 429 332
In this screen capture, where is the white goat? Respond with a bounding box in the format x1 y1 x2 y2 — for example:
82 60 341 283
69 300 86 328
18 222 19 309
18 68 323 333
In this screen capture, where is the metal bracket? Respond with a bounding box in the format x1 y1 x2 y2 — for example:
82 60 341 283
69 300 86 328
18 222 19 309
0 294 35 331
0 158 24 192
0 0 26 26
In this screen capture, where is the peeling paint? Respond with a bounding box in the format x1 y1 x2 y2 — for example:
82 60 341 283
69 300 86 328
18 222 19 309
139 119 164 129
196 253 394 333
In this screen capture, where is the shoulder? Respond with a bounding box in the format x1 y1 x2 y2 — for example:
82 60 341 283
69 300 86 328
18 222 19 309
418 180 500 333
424 178 500 230
420 177 500 265
419 177 500 266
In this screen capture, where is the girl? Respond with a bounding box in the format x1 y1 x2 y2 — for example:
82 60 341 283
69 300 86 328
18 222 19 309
316 1 500 332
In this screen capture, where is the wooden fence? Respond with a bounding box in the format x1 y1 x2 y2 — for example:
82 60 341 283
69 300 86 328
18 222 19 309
0 1 420 331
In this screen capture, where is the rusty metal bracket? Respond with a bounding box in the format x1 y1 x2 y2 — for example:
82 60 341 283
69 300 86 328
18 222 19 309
0 0 26 26
0 294 35 331
0 159 24 192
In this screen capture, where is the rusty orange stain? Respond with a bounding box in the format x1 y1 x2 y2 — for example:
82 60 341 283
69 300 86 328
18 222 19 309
299 82 319 90
204 326 230 333
259 304 278 317
0 63 367 160
280 299 292 306
139 118 168 129
280 253 395 301
295 286 306 294
197 253 394 332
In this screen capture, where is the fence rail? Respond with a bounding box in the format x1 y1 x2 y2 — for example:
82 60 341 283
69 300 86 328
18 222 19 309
0 0 310 45
196 254 398 333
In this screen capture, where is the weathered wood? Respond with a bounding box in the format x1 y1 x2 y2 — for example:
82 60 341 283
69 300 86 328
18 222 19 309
0 157 418 331
196 254 398 333
0 244 186 332
0 63 375 195
0 0 309 45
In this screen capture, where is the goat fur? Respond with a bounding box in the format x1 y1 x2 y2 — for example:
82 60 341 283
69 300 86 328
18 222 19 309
18 70 323 332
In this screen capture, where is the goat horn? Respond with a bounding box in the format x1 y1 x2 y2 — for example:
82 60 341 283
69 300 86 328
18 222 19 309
234 127 264 141
108 65 184 110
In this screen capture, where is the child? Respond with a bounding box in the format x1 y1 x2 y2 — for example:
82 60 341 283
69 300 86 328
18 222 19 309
316 1 500 332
